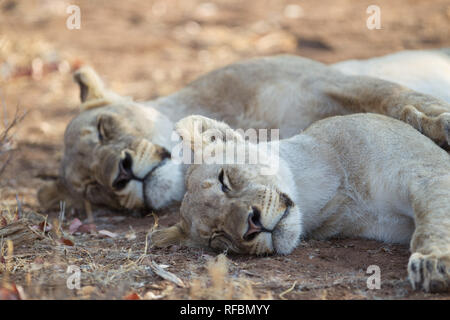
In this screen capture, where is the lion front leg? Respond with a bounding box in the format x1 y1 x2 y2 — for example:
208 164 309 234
377 92 450 147
326 75 450 147
398 104 450 148
408 176 450 292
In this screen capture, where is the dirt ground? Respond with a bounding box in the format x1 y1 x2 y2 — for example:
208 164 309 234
1 0 450 300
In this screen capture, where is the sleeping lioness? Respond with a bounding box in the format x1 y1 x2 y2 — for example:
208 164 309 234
152 113 450 293
38 49 450 213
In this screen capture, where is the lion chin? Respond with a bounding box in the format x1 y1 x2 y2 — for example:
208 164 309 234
143 160 186 210
271 206 303 255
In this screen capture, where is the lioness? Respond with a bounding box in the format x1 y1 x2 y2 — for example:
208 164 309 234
38 49 450 213
152 113 450 293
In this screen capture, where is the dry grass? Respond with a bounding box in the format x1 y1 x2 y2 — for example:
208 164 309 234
0 209 442 300
0 211 149 299
0 105 25 178
0 209 268 300
189 254 269 300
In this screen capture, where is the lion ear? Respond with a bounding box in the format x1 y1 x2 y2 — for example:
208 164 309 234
175 115 243 152
151 223 188 247
73 66 126 111
37 179 73 211
73 66 107 103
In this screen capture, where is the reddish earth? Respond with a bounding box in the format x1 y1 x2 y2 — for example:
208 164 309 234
0 0 449 299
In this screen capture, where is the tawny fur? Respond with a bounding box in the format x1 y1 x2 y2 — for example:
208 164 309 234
38 49 450 213
153 113 450 293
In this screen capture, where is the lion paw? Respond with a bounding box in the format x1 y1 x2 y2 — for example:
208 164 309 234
408 252 450 293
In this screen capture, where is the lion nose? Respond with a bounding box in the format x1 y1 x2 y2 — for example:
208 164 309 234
112 152 134 190
243 207 263 241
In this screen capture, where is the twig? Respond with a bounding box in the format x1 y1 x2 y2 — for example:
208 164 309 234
58 201 66 232
279 281 297 300
0 105 26 177
15 194 22 219
84 201 94 223
0 106 26 142
149 261 185 288
0 88 7 127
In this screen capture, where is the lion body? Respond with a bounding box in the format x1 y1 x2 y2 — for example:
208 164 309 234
163 113 450 292
332 49 450 103
151 49 450 138
289 114 448 244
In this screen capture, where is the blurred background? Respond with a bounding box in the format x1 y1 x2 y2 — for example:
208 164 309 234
0 0 449 208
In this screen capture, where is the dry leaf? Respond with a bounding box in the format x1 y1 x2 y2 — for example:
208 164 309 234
98 230 118 238
29 256 45 271
59 237 74 246
78 286 97 299
33 220 52 232
125 231 136 241
68 218 83 234
77 223 97 233
33 257 44 264
149 261 185 288
124 292 141 300
78 285 97 298
29 263 43 272
0 283 22 300
0 288 19 300
143 291 164 300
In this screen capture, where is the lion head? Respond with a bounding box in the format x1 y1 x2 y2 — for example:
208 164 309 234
151 115 302 255
37 67 185 213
